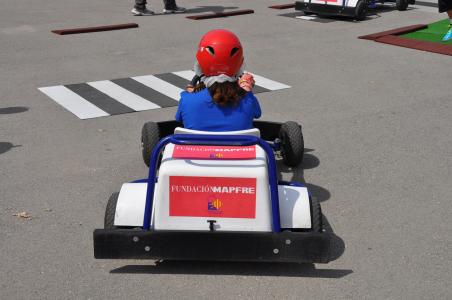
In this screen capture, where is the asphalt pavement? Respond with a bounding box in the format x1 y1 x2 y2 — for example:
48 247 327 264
1 0 451 299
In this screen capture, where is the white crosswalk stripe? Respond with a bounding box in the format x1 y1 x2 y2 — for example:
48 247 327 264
172 70 197 81
248 73 291 90
132 75 183 100
87 80 160 110
38 86 109 119
38 71 291 119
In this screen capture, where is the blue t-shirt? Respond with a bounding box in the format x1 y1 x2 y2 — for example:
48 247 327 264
175 88 262 131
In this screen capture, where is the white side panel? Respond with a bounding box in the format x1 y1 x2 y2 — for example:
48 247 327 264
38 86 109 119
345 0 359 8
114 183 148 227
308 0 345 6
278 185 311 229
173 127 261 137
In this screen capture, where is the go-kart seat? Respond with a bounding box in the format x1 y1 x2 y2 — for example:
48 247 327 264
174 127 260 137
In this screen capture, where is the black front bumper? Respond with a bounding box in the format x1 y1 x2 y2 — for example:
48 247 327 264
94 229 331 263
295 1 357 17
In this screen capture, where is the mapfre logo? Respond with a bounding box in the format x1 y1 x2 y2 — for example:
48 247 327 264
209 152 224 159
169 176 257 218
208 198 222 211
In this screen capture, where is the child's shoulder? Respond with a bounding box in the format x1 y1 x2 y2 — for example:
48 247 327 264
180 88 209 102
242 91 258 102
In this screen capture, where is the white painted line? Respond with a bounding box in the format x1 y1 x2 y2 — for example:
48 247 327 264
246 73 291 90
38 86 109 119
87 80 160 111
172 70 197 81
132 75 183 101
296 15 318 20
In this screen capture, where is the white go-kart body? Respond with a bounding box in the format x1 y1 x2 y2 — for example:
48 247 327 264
94 126 330 263
115 127 312 232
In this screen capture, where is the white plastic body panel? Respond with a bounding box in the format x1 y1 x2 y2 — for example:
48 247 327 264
278 185 311 229
153 144 272 232
114 182 312 230
114 183 147 227
301 0 359 8
114 127 311 230
174 127 261 137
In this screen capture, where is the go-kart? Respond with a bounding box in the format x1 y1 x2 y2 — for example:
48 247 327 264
93 120 331 263
295 0 415 21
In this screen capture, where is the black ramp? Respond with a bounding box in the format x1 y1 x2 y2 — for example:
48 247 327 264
154 73 191 90
65 83 134 115
111 78 179 108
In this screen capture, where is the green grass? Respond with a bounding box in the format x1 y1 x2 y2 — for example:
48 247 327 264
401 19 452 45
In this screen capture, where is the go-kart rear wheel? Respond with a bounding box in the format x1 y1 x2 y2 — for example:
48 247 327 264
279 121 304 167
141 122 161 167
396 0 409 10
104 192 119 229
310 196 323 232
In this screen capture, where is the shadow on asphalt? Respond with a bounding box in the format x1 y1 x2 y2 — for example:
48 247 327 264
277 148 330 203
278 148 345 262
0 106 29 114
185 5 239 14
151 6 239 16
0 142 21 155
111 261 352 278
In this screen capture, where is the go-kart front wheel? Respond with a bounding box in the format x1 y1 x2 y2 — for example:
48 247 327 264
279 121 304 167
310 196 323 232
104 193 119 229
141 121 161 167
355 0 368 21
396 0 409 10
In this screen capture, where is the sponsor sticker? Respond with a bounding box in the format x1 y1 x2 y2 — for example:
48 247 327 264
172 145 256 160
169 176 257 218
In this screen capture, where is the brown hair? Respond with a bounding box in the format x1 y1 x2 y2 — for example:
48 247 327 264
193 81 246 106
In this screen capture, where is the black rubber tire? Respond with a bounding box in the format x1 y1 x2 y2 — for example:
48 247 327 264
279 121 304 167
355 0 368 21
303 11 314 15
396 0 409 10
310 196 323 232
104 192 119 229
141 122 161 167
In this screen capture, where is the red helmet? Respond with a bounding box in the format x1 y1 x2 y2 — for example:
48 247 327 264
196 29 244 77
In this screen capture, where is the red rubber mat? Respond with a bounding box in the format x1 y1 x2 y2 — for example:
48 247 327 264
52 23 138 35
359 24 452 56
358 24 427 40
186 9 254 20
268 3 296 9
376 35 452 55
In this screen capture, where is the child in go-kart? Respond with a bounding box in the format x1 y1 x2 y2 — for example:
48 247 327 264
175 29 261 132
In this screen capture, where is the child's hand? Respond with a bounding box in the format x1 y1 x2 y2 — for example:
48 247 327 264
186 85 195 93
238 73 255 92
